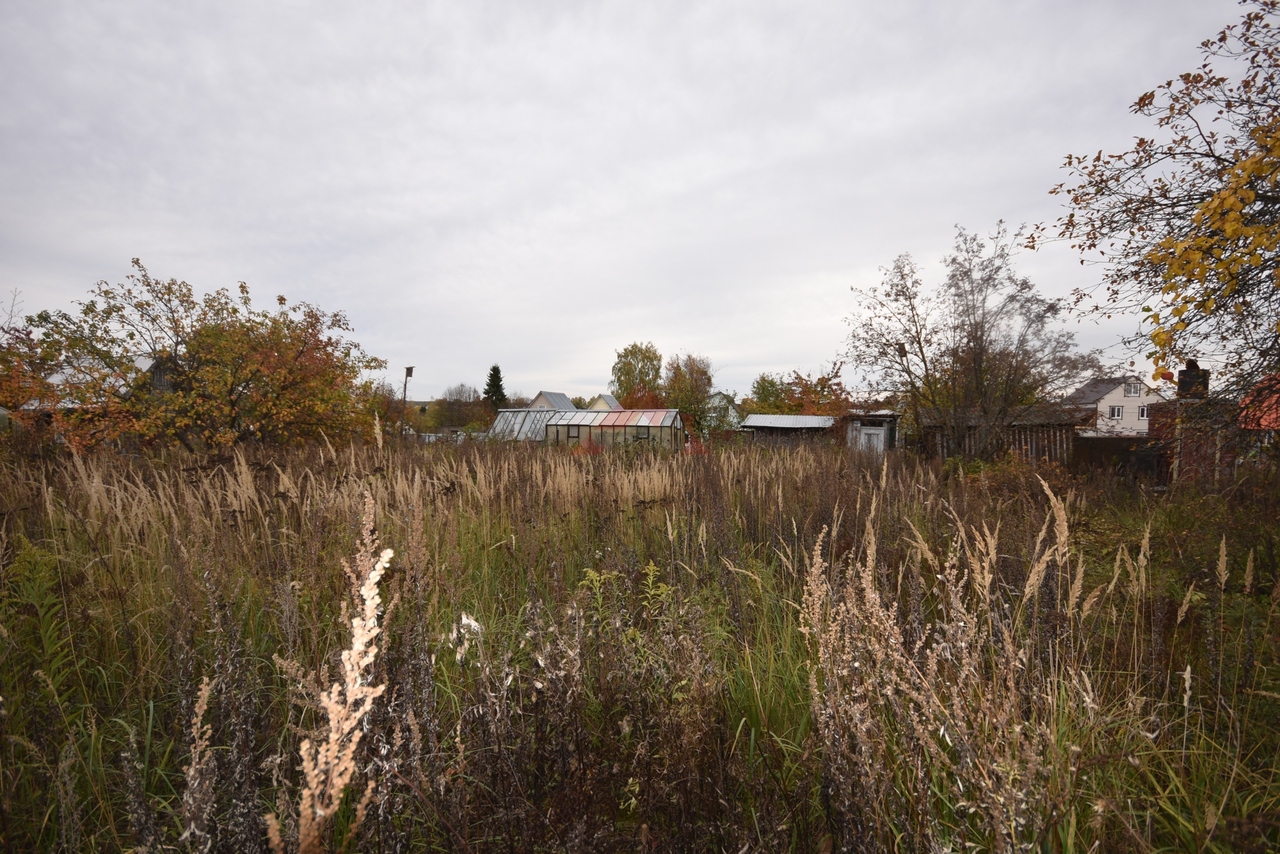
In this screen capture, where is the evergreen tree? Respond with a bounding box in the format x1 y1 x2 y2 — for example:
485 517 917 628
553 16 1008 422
483 364 508 408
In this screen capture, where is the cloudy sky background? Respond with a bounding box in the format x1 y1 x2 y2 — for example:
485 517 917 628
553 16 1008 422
0 0 1244 400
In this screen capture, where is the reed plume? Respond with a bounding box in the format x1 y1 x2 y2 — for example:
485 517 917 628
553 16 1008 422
267 493 390 854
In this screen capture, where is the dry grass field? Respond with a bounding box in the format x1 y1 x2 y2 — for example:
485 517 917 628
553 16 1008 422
0 442 1277 852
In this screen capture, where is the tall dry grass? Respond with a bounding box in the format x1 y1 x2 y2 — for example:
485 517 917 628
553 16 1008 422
804 475 1280 851
0 441 1275 851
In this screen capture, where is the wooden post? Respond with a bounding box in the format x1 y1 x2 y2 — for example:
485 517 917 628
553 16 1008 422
399 366 414 441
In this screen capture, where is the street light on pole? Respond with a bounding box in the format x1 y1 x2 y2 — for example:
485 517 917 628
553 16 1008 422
400 366 414 440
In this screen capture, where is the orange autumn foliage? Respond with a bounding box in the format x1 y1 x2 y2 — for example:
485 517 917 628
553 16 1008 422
22 260 384 450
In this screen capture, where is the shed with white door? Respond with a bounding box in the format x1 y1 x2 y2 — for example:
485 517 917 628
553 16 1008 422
842 408 899 453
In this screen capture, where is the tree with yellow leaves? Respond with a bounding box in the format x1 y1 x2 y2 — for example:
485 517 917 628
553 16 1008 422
1050 1 1280 397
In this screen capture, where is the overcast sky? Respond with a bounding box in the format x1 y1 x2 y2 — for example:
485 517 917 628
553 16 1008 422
0 0 1244 400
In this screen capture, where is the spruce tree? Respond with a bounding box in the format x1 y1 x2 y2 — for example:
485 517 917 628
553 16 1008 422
483 364 508 408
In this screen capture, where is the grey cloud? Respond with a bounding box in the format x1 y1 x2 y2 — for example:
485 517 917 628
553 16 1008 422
0 0 1242 397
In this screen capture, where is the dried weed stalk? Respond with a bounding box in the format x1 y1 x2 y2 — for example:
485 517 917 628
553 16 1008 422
267 494 390 854
122 728 161 853
804 486 1089 852
178 676 216 852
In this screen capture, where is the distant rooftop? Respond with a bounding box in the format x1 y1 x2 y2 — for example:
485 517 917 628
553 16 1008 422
529 390 577 411
741 414 835 430
1065 376 1151 406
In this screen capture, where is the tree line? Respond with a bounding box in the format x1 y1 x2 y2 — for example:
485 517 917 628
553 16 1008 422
4 1 1277 453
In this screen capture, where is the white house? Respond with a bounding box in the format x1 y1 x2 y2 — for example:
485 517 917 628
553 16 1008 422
705 391 743 430
1065 376 1170 435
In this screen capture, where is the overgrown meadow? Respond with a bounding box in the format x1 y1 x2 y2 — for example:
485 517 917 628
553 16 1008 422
0 442 1277 852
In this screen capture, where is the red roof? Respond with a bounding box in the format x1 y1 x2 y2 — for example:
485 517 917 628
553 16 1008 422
1240 375 1280 430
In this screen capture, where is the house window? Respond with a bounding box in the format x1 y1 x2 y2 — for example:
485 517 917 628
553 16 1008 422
1124 381 1142 397
567 424 579 439
1139 405 1148 420
1108 405 1124 419
636 425 650 440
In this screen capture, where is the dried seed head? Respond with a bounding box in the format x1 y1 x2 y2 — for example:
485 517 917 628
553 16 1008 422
1216 536 1229 592
1177 582 1196 627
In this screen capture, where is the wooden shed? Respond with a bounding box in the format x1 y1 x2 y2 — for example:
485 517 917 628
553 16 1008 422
840 408 899 453
739 414 836 445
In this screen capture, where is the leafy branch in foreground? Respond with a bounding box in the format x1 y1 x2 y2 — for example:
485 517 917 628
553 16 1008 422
1049 0 1280 389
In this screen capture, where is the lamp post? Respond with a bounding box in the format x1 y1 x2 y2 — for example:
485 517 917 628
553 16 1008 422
400 366 414 440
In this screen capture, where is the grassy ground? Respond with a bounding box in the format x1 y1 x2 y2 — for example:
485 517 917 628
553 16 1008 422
0 442 1276 852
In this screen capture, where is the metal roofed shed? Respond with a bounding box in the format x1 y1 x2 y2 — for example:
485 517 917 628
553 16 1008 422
739 414 836 445
841 408 899 453
741 415 836 429
545 409 686 449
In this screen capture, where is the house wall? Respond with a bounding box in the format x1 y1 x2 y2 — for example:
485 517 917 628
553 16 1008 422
1091 383 1165 435
529 393 557 410
705 393 742 429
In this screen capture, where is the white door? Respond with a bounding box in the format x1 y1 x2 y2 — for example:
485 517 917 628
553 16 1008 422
860 427 885 453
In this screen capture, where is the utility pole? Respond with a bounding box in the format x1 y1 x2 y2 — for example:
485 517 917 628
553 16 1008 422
400 366 414 441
